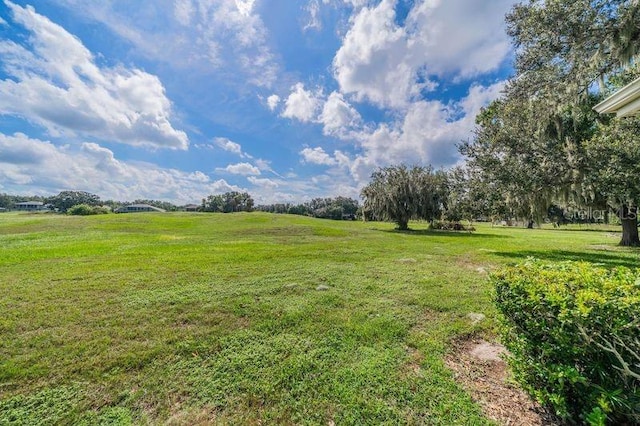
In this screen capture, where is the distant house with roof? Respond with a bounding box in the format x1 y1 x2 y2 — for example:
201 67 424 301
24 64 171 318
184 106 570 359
115 204 166 213
184 204 200 212
594 76 640 117
15 201 46 211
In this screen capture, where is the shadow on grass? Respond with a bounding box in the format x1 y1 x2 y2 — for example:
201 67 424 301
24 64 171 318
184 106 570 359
547 227 621 233
378 228 510 239
493 249 640 269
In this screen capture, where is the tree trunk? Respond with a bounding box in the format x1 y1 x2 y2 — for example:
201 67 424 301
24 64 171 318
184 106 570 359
619 205 640 247
397 219 409 230
527 219 535 229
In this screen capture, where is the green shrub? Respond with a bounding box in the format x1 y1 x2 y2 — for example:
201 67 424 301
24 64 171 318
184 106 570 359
92 206 110 215
67 204 109 215
492 260 640 424
429 220 475 232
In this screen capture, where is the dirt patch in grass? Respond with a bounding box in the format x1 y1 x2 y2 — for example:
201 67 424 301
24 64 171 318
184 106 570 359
445 338 560 426
400 345 425 378
455 257 493 275
165 406 219 425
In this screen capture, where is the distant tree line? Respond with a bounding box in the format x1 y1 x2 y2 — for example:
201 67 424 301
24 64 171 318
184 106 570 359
358 163 632 232
0 191 193 213
0 193 48 209
47 191 102 212
256 197 359 220
0 191 361 221
1 182 622 229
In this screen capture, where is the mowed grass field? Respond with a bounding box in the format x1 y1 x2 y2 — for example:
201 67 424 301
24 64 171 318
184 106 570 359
1 212 638 425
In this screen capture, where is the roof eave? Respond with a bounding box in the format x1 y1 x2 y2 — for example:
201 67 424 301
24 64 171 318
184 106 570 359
594 76 640 115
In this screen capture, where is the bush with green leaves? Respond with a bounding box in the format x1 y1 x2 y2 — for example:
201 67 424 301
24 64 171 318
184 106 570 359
492 260 640 425
429 220 475 232
67 204 109 215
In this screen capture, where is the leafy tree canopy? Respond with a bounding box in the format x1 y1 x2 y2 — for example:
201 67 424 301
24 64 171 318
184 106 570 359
202 192 254 213
46 191 101 212
462 0 640 244
361 165 447 230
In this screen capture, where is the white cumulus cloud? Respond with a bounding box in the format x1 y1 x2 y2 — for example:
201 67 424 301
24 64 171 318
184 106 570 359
333 0 514 108
320 91 362 138
248 176 278 189
0 132 240 203
347 81 505 183
51 0 279 87
407 0 514 79
0 1 188 150
235 0 256 17
267 94 281 111
281 83 323 122
218 162 261 175
333 0 412 108
300 147 338 166
214 137 244 156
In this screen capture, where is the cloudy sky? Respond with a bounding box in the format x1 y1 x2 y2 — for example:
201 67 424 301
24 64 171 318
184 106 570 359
0 0 516 204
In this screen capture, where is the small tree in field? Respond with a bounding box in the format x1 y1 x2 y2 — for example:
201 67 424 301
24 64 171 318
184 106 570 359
202 191 254 213
361 165 445 230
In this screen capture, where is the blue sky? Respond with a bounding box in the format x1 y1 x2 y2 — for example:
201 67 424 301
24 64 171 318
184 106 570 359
0 0 516 204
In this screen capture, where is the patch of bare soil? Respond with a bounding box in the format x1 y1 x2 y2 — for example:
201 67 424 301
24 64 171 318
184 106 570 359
445 338 561 426
455 257 493 275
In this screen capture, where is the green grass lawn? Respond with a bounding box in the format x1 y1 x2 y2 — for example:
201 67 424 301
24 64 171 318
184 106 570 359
0 212 638 424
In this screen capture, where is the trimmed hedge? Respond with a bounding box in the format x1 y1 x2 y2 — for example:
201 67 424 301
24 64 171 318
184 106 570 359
492 260 640 425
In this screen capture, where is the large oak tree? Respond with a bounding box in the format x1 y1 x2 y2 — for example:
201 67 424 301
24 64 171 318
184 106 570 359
361 165 446 230
464 0 640 245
